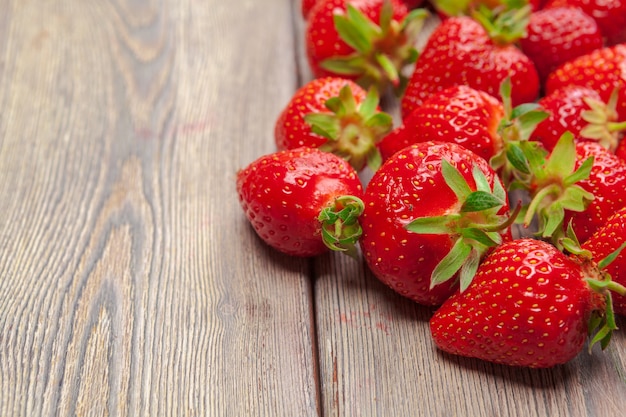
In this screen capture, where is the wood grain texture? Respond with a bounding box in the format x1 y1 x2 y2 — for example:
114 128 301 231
1 0 625 416
0 0 318 415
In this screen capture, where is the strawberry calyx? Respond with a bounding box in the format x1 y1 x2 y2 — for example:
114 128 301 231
580 88 626 153
405 159 517 292
304 85 392 171
321 2 429 94
521 132 595 245
490 77 549 187
470 0 531 46
561 227 626 351
319 195 365 258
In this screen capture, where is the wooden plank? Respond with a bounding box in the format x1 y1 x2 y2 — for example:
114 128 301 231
0 0 319 415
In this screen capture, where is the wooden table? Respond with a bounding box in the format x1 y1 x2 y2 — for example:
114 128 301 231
1 0 624 415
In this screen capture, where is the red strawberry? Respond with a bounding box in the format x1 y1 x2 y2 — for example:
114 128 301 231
531 85 625 152
565 141 626 242
545 44 626 121
274 77 392 171
305 0 428 91
360 141 514 305
378 85 505 162
582 206 626 316
520 6 603 82
430 238 622 368
236 147 364 257
400 14 540 118
544 0 626 45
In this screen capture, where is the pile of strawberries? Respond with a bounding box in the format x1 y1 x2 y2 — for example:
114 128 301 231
236 0 626 368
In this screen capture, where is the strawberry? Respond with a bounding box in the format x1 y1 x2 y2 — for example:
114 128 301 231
400 12 540 118
360 141 514 305
378 85 505 162
305 0 428 92
430 238 624 368
544 0 626 45
274 77 392 171
519 6 603 83
236 147 364 257
531 85 626 152
545 44 626 121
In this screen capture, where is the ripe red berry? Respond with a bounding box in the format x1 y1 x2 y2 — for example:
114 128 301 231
520 6 603 82
378 85 504 162
274 77 392 171
401 15 539 118
431 238 614 368
237 147 364 257
360 141 513 305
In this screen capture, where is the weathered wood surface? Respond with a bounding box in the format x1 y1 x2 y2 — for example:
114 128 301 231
0 0 624 416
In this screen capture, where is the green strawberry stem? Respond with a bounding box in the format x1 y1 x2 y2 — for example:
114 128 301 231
304 85 391 172
471 1 531 46
491 77 549 189
406 159 515 292
585 273 626 351
321 2 428 94
521 132 595 246
580 88 626 152
561 229 626 351
319 195 365 258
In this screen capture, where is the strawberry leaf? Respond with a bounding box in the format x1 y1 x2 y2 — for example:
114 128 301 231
564 156 594 186
459 249 481 293
542 202 564 238
520 140 548 175
544 131 576 177
402 8 429 38
379 0 393 33
320 55 368 76
305 113 341 140
472 164 492 193
375 53 400 87
430 239 472 289
360 86 380 118
366 147 383 172
441 159 472 201
325 96 343 114
406 214 461 234
517 109 549 141
461 228 502 247
597 242 626 270
510 103 542 120
461 191 505 212
334 7 375 54
505 143 531 175
559 185 594 213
